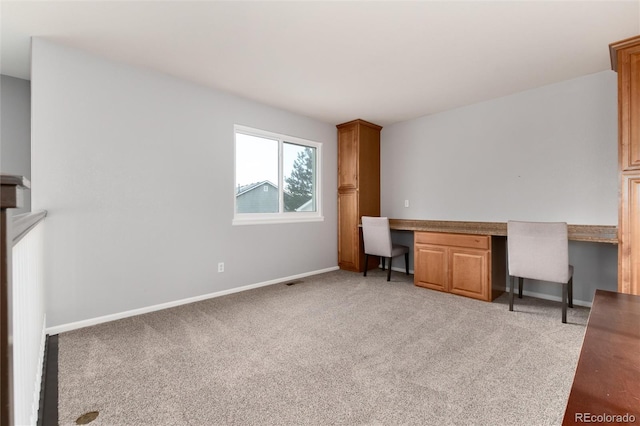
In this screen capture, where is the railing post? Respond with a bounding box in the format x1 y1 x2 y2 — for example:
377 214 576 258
1 174 30 426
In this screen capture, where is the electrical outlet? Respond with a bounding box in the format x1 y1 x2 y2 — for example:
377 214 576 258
404 200 409 208
218 262 224 273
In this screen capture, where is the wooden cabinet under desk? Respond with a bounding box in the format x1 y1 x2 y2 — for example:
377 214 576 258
414 231 506 301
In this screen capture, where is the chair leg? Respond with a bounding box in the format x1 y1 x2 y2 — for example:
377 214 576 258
562 282 568 323
568 276 574 308
404 253 409 275
363 254 368 277
387 257 392 282
509 276 515 311
381 257 385 270
518 277 523 299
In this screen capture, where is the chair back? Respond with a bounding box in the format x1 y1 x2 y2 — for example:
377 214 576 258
362 216 392 258
507 220 570 283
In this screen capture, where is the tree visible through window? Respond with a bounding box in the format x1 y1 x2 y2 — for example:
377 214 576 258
284 145 315 212
234 125 322 224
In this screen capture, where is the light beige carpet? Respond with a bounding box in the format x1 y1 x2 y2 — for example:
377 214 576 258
58 269 589 425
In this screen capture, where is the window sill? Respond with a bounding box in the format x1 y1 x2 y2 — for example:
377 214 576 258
232 216 325 226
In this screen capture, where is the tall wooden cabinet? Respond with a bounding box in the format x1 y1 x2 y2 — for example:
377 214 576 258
611 36 640 296
337 119 382 272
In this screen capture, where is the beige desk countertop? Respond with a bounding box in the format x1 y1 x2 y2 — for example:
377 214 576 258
387 219 618 244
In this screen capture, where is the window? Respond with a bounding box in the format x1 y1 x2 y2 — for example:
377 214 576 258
234 125 322 225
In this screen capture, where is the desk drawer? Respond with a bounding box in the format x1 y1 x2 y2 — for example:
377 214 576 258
415 232 490 250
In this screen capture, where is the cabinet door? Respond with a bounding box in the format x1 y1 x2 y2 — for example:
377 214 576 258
338 125 358 190
357 124 380 216
449 248 489 301
414 244 448 292
338 191 359 271
618 43 640 171
619 175 640 295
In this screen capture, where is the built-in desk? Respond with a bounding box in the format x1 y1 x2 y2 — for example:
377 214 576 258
388 219 618 244
386 219 617 302
562 290 640 425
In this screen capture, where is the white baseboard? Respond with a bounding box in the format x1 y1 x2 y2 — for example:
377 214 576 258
46 266 340 335
384 265 415 275
513 288 592 308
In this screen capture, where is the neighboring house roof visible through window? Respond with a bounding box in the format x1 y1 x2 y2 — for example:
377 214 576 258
295 198 314 212
235 180 281 214
235 180 278 196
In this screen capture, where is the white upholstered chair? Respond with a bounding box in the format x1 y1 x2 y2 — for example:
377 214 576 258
507 220 574 323
361 216 410 282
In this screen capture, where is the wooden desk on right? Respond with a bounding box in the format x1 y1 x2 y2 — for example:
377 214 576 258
563 290 640 425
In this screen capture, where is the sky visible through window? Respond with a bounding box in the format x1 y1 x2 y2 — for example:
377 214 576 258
235 133 307 189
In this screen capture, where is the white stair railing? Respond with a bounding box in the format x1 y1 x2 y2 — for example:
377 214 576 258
12 216 46 426
2 174 47 426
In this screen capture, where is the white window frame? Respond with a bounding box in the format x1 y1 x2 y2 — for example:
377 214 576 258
233 124 323 226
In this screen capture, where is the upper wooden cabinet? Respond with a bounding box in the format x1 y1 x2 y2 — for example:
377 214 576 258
337 119 382 272
337 119 382 195
611 36 640 172
337 124 358 189
611 35 640 295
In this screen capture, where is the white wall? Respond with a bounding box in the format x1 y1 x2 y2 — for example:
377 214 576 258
382 72 619 303
31 39 338 329
1 75 31 213
382 71 618 224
